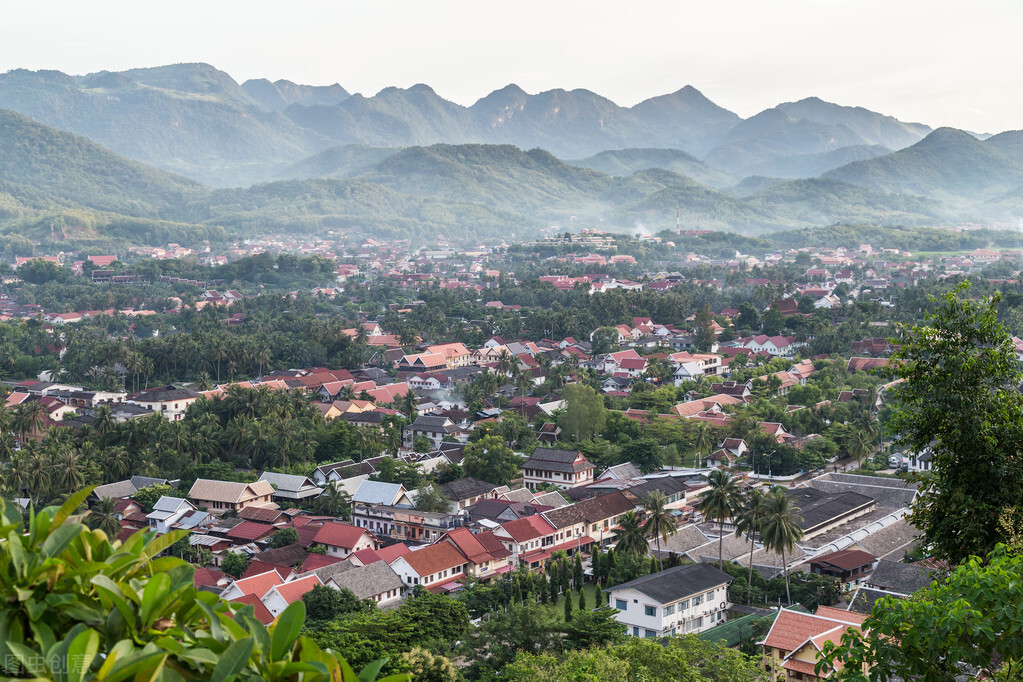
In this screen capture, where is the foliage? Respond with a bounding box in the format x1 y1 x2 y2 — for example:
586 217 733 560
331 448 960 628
0 487 407 682
819 544 1023 681
563 606 627 649
222 551 251 579
558 384 606 443
129 483 177 513
699 469 742 570
412 483 451 513
887 283 1023 565
461 435 519 486
267 526 300 549
503 635 771 681
303 585 371 622
759 487 804 605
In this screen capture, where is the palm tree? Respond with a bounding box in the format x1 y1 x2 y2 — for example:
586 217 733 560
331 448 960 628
693 422 714 468
734 487 769 604
760 487 804 605
612 510 648 558
314 483 351 519
88 497 122 538
12 401 48 441
495 349 516 378
699 469 741 570
846 425 873 469
641 490 677 571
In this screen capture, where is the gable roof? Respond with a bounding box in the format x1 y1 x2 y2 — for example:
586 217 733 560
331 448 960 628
399 542 467 577
543 491 635 529
188 479 275 504
499 515 557 543
227 570 285 599
351 480 406 505
228 594 275 625
440 477 498 501
267 575 322 605
762 607 865 653
522 448 592 474
312 522 373 550
328 560 405 600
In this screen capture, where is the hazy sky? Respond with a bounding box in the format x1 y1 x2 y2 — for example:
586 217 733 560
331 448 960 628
1 0 1020 133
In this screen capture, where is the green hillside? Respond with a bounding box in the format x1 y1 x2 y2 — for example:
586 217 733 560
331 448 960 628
278 145 401 180
825 128 1023 201
568 148 734 188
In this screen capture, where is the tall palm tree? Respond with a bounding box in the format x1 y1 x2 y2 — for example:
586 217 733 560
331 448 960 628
641 490 677 571
612 511 648 558
760 487 804 605
699 469 742 570
734 487 769 604
693 422 714 468
314 483 351 519
12 401 48 441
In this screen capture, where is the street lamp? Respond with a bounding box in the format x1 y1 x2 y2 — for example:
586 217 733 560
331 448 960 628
767 450 776 480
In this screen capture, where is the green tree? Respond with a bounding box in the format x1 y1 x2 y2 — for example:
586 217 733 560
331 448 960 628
130 483 176 512
462 434 519 486
734 487 769 604
612 510 648 558
222 551 250 579
268 526 300 548
462 601 562 677
699 469 742 570
760 487 804 605
642 489 677 571
303 584 369 621
819 544 1023 681
887 284 1023 565
395 647 459 682
558 383 606 442
563 606 626 649
413 483 451 513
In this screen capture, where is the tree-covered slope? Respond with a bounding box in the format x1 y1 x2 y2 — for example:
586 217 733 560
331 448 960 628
568 148 735 188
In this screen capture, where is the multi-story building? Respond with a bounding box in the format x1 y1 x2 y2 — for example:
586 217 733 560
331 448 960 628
608 564 732 638
520 448 595 490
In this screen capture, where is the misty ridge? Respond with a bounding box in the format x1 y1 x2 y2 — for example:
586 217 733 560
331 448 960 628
1 61 1023 247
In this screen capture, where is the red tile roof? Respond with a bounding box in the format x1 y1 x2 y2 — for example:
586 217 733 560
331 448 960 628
763 608 865 654
299 553 344 573
241 561 291 580
226 521 277 542
376 543 411 564
193 567 228 588
500 515 556 543
229 594 275 625
312 522 372 550
351 548 383 565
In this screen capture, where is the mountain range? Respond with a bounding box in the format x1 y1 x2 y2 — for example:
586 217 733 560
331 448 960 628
0 62 1021 247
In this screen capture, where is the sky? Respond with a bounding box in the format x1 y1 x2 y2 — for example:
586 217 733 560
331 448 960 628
1 0 1020 133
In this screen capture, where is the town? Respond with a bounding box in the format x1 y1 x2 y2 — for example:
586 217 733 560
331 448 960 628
0 223 1016 679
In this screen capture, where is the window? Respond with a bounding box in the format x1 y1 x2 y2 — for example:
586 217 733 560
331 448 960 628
692 595 703 606
679 600 689 610
616 599 628 611
692 617 702 629
663 604 675 616
644 605 656 617
704 590 715 601
633 627 639 637
644 629 656 638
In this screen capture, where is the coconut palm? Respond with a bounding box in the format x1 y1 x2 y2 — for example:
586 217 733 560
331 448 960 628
693 422 714 468
641 490 677 571
314 483 351 519
760 487 804 605
699 469 742 570
734 487 769 603
12 400 48 441
612 510 648 558
88 497 122 538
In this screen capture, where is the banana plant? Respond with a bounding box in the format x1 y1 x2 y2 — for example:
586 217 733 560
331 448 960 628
0 487 410 681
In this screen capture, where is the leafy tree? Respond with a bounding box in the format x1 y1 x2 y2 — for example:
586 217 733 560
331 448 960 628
820 544 1023 681
268 526 300 548
590 327 620 356
694 303 717 351
699 469 742 570
887 284 1023 564
620 437 663 474
303 584 369 621
413 482 451 513
558 383 606 442
563 606 626 649
394 647 459 682
563 592 573 622
129 482 176 512
762 308 784 336
222 551 250 579
462 601 562 677
462 434 519 486
503 635 772 681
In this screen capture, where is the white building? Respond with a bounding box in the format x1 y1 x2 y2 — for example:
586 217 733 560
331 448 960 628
607 563 732 638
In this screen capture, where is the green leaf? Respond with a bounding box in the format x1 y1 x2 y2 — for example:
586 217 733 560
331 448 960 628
66 628 99 682
7 640 46 676
269 601 304 662
41 522 85 559
357 658 387 682
53 487 95 527
210 637 254 682
139 572 170 627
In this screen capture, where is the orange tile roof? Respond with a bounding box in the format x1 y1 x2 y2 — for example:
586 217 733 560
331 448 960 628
312 522 372 549
401 542 467 576
762 609 861 654
229 570 284 598
269 575 322 604
376 543 411 564
500 515 556 543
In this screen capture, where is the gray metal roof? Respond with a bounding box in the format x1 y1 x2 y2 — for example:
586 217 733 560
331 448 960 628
609 563 732 604
865 559 935 595
327 561 405 601
93 480 137 500
352 480 405 505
